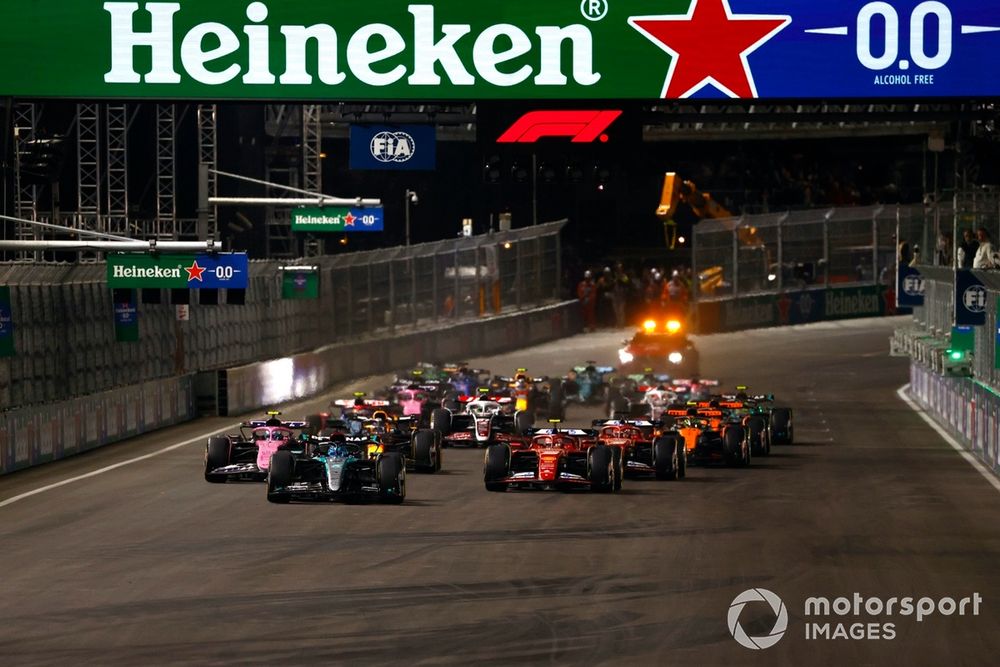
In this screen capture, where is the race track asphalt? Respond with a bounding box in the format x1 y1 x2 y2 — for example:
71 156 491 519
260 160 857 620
2 317 1000 666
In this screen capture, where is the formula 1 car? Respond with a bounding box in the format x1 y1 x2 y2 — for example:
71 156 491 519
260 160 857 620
617 319 699 377
563 363 615 405
431 394 534 448
491 369 565 420
593 419 686 481
204 411 308 483
665 406 749 467
483 423 622 492
266 435 406 504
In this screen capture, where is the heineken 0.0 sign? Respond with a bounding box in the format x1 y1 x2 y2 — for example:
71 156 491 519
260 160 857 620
2 2 1000 101
107 253 250 289
292 207 385 233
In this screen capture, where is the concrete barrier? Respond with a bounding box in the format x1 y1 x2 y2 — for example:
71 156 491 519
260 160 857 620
696 284 903 334
907 362 1000 477
217 301 582 416
0 301 582 476
0 375 196 475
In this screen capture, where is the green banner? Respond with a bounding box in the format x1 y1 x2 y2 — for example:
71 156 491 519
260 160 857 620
108 255 195 288
0 286 14 358
283 271 320 300
291 207 384 232
0 0 688 101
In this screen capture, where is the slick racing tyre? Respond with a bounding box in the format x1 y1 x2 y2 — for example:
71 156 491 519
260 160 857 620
266 450 295 503
548 380 565 420
746 416 769 457
378 453 406 504
611 447 623 492
588 445 615 493
412 430 441 474
677 439 687 478
514 410 534 435
770 408 793 445
204 436 231 483
723 425 746 467
484 444 511 492
653 436 680 481
430 408 452 437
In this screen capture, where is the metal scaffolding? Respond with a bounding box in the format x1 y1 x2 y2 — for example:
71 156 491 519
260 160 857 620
155 103 177 240
197 103 218 240
264 104 298 258
13 103 38 236
105 103 129 237
302 104 324 257
75 103 102 234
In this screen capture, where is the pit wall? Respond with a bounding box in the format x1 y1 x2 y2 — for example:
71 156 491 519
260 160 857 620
696 284 901 334
0 301 581 476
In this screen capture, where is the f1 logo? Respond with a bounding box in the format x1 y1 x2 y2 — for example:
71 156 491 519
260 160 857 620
497 110 623 143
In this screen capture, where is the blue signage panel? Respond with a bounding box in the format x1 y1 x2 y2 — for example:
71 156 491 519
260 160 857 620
897 265 926 308
690 0 1000 99
189 254 250 289
955 269 987 326
0 286 14 357
350 125 436 171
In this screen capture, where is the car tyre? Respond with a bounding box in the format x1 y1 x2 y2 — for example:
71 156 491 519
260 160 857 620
377 453 406 504
653 436 679 481
266 450 295 503
588 445 615 493
205 436 231 483
484 444 511 492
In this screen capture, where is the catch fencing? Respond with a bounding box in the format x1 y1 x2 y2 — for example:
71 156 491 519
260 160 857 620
0 221 565 411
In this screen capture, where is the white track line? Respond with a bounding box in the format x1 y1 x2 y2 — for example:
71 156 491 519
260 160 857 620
897 384 1000 494
0 423 238 509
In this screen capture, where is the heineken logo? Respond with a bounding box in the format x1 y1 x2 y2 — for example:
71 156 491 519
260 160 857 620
104 2 601 89
112 264 183 279
723 300 773 327
825 291 881 317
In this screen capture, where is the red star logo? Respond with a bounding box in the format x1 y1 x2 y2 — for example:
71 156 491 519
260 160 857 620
343 213 357 227
629 0 790 99
185 261 206 282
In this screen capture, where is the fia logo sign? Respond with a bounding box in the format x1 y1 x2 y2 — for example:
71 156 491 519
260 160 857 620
963 285 988 313
370 131 416 164
902 274 925 297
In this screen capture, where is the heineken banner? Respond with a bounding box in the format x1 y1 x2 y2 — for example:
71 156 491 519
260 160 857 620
292 207 384 233
282 270 320 300
114 290 140 342
1 1 999 100
0 287 14 358
107 253 249 289
698 285 896 334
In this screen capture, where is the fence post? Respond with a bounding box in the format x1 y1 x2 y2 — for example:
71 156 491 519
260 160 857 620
872 209 880 286
453 241 460 319
823 211 831 288
410 257 417 328
732 218 741 296
776 214 785 293
515 239 523 310
388 260 395 335
366 262 374 334
554 232 562 301
432 249 439 323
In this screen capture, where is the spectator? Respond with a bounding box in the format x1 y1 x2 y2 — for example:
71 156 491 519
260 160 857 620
577 270 598 332
974 228 996 269
936 231 952 267
597 267 614 328
609 263 630 328
958 229 978 269
897 239 913 266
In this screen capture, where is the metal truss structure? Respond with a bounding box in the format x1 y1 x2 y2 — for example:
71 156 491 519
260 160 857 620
197 104 218 241
155 103 177 240
104 103 129 237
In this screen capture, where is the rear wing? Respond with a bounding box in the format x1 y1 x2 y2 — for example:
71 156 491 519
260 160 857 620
244 420 308 429
333 399 392 408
